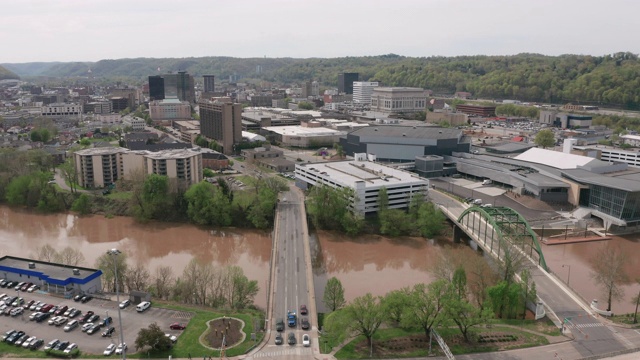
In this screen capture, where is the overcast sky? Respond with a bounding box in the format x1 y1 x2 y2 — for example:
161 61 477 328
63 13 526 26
1 0 638 63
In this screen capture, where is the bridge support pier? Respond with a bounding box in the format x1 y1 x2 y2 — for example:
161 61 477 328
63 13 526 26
453 225 464 243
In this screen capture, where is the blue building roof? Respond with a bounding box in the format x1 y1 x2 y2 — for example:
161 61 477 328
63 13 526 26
0 256 102 287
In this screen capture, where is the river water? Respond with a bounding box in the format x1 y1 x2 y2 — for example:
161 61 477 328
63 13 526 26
1 206 639 315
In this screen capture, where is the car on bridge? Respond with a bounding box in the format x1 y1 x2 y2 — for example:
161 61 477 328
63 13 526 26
287 311 297 327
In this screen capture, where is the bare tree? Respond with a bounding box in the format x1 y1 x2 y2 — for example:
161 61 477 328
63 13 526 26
59 157 78 194
56 246 85 266
591 244 629 312
632 279 640 324
154 266 174 300
36 244 58 262
126 263 151 292
95 252 128 293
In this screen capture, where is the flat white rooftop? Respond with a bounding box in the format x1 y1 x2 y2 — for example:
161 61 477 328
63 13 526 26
514 148 600 169
297 160 427 188
263 126 345 137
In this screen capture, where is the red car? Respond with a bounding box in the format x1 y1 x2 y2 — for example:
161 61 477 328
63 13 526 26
300 305 308 315
169 323 186 330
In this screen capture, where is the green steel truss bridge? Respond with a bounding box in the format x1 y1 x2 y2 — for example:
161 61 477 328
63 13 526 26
455 206 548 271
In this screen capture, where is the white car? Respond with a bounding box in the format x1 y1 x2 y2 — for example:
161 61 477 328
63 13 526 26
10 306 24 316
64 307 75 316
27 284 38 292
22 336 36 348
64 320 79 332
64 343 77 354
115 343 127 355
81 322 94 332
302 334 310 347
48 315 61 325
119 299 131 309
29 312 42 321
29 301 42 311
104 343 116 355
54 316 68 326
165 333 177 343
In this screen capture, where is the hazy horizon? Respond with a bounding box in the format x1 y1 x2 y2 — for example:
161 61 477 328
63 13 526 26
1 0 638 63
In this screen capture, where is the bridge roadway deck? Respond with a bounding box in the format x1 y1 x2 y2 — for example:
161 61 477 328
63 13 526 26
430 190 633 359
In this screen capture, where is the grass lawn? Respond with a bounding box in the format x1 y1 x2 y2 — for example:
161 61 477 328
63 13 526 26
233 189 257 208
106 191 133 200
127 302 264 358
332 322 552 359
0 342 51 358
235 175 257 186
610 313 640 328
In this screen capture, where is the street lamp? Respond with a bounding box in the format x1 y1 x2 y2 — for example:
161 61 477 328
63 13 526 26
107 248 126 360
562 264 571 286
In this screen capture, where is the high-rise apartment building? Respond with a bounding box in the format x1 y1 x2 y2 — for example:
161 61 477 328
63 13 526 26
338 72 359 94
199 97 242 155
353 81 379 104
203 75 215 93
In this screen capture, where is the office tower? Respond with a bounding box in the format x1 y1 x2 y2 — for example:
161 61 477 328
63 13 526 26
338 72 359 94
149 75 165 101
148 72 196 103
203 75 215 93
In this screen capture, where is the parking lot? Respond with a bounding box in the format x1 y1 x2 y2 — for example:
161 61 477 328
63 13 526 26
1 291 192 355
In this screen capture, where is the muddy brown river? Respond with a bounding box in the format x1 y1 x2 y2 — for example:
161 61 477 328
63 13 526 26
1 206 639 315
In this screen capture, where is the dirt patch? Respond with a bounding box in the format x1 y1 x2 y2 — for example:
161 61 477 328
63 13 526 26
352 331 525 357
205 317 243 349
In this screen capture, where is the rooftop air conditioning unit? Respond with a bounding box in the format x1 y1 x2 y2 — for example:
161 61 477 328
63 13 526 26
28 262 36 269
72 268 80 275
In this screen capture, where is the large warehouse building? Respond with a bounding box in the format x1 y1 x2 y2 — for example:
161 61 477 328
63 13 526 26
339 126 471 163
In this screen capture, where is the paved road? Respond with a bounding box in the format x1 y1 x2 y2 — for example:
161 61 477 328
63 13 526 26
429 190 637 359
247 187 317 359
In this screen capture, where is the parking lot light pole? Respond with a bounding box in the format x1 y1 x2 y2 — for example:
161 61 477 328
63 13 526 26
108 248 126 360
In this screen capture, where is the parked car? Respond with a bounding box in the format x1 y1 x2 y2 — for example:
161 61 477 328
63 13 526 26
104 343 117 356
275 333 283 345
44 339 60 351
302 334 310 347
73 294 83 302
165 333 177 343
287 332 296 345
81 323 94 332
64 320 79 332
102 316 113 327
80 311 94 323
27 284 39 293
115 343 127 355
29 301 42 311
300 304 308 315
119 299 131 309
29 338 44 350
48 305 59 314
63 307 75 316
20 283 32 291
6 331 25 344
169 323 186 330
48 316 61 325
25 300 35 309
2 329 16 342
21 336 36 348
54 316 68 326
35 312 50 322
29 312 42 321
11 298 24 307
87 324 102 335
87 314 100 323
55 305 68 316
10 306 24 317
80 295 93 303
101 327 115 337
54 341 70 351
64 343 77 354
68 309 81 318
14 334 30 346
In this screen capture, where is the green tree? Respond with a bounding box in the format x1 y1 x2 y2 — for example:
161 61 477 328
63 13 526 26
323 277 346 312
401 280 449 338
344 293 385 348
135 322 173 352
520 268 537 319
382 287 410 325
298 101 314 110
247 186 278 229
71 194 92 215
228 265 259 309
184 181 232 226
415 201 446 237
445 296 491 342
95 251 128 293
134 174 173 221
59 157 79 194
307 185 363 235
534 129 555 149
79 138 91 146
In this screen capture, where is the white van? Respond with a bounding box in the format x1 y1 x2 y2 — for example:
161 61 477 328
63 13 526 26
473 199 483 205
136 301 151 313
482 180 493 185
